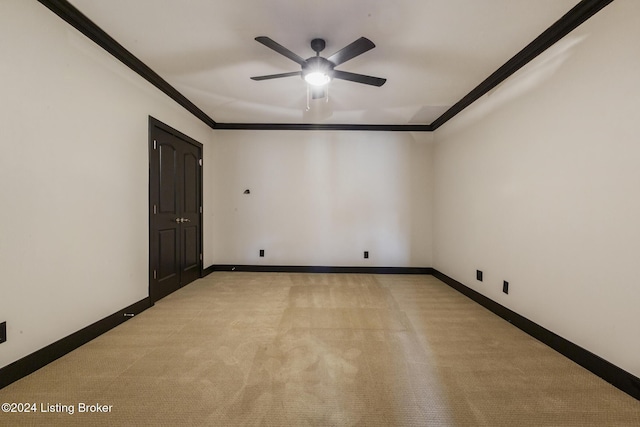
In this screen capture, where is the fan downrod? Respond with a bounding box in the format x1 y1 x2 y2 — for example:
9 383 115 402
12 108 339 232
310 38 326 55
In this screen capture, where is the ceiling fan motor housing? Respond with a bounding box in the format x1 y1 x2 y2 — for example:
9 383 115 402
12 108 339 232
302 56 335 80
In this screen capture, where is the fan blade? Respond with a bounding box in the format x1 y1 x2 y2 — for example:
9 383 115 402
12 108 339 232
255 37 306 65
327 37 375 66
332 70 386 87
251 71 302 81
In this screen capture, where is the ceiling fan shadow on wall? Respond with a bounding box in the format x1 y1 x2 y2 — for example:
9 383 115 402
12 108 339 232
250 36 387 103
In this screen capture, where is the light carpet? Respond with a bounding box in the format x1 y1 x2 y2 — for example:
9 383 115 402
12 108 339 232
0 272 638 426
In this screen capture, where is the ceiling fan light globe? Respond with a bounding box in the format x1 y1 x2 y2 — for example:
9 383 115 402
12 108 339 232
304 71 331 86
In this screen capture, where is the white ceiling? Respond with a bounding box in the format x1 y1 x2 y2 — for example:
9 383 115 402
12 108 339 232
66 0 581 125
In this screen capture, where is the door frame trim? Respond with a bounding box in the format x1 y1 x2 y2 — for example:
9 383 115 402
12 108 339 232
148 116 204 301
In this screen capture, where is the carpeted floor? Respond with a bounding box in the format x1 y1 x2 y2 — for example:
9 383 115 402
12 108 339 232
1 272 638 426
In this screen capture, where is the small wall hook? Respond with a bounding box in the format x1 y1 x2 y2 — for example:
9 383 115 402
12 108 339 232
243 189 250 194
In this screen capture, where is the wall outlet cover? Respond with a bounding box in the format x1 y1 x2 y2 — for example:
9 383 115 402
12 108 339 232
0 321 6 344
503 281 509 294
364 251 369 259
476 270 483 281
259 250 264 257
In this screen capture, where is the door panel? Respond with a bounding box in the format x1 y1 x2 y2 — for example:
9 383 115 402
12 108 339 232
159 144 177 214
178 142 201 285
158 229 178 282
183 152 199 214
149 117 203 302
183 226 199 272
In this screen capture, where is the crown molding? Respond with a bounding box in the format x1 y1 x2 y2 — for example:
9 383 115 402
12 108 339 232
430 0 614 130
214 123 433 132
36 0 217 129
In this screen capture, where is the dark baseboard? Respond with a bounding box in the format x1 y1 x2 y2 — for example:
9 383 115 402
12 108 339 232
206 264 434 275
431 269 640 401
0 297 152 390
5 270 636 401
202 265 216 277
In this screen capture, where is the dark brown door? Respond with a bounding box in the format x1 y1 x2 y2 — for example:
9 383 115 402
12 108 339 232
149 117 203 302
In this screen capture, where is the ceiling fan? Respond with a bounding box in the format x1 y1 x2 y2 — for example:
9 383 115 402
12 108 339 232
250 36 387 90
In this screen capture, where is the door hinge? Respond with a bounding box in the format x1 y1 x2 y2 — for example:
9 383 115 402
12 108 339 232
153 204 157 214
200 206 203 214
199 158 203 167
200 253 203 261
153 269 157 279
153 140 157 150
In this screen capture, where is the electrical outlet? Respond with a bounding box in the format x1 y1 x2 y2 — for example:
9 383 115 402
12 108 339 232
364 251 369 259
259 249 264 257
503 281 509 294
0 321 6 344
476 270 483 282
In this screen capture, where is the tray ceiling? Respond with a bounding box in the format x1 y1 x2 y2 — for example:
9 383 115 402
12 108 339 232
62 0 585 127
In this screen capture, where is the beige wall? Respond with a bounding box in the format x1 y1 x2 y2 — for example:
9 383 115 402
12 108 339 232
433 0 640 377
0 0 213 368
205 130 434 267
